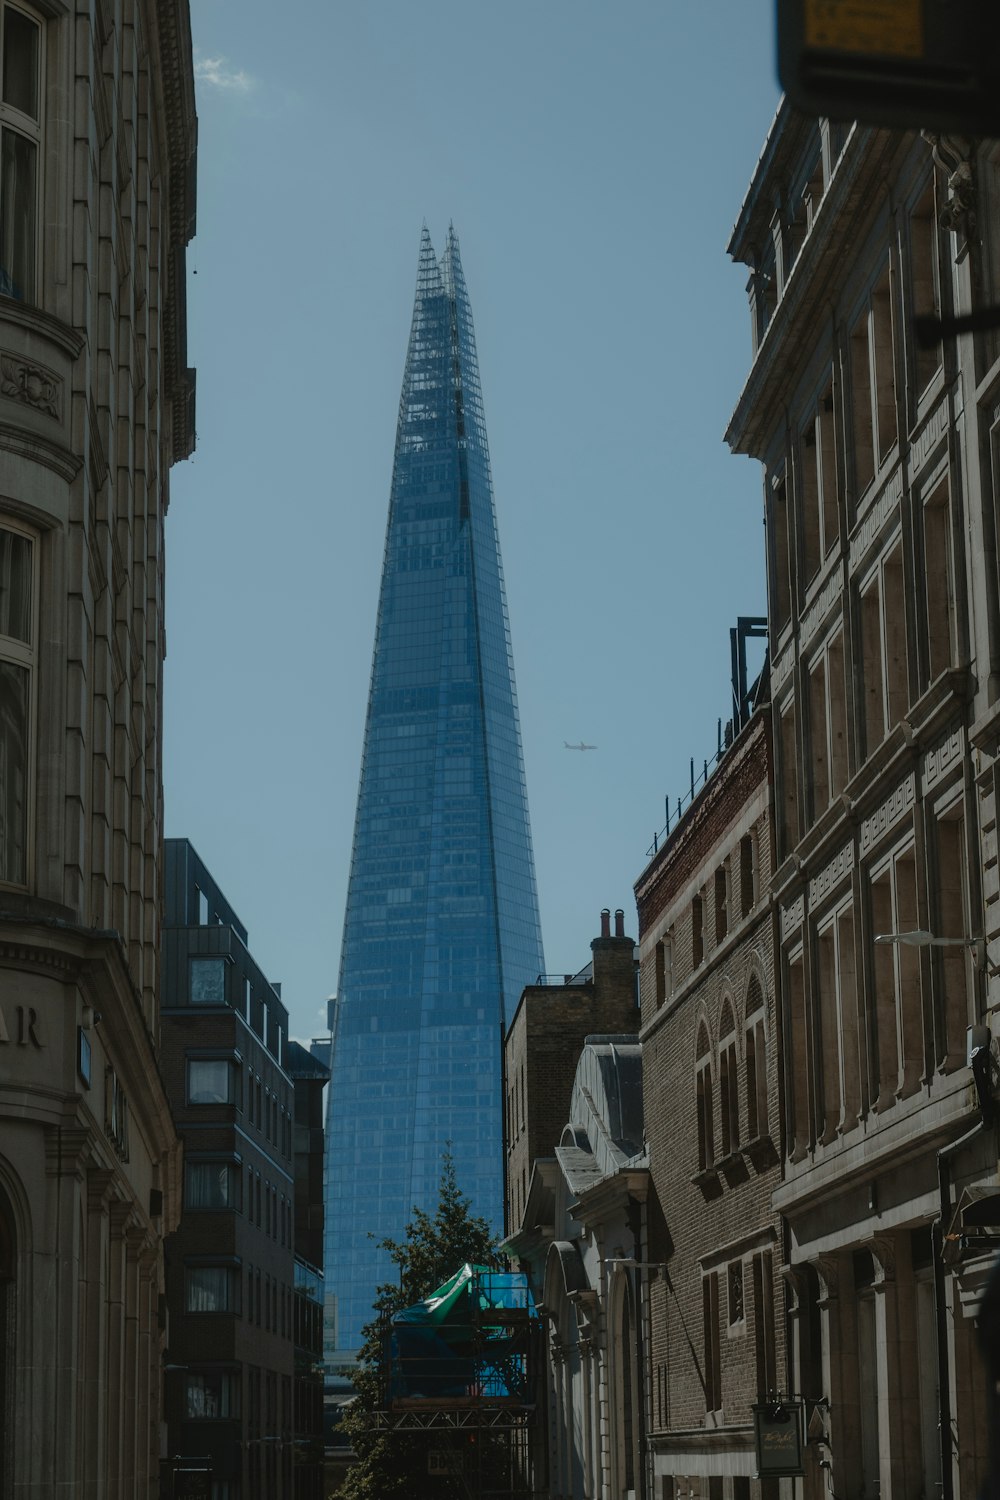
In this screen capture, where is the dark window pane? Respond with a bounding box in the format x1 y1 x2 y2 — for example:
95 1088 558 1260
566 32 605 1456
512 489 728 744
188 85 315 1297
3 9 39 119
0 659 27 884
0 127 35 301
0 528 30 642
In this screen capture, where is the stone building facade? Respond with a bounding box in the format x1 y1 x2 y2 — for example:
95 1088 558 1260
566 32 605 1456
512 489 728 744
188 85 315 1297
161 839 297 1500
726 107 1000 1499
504 909 638 1238
636 704 787 1500
0 0 195 1494
504 1035 646 1500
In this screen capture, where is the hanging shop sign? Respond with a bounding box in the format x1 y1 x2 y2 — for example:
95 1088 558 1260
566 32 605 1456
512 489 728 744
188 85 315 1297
753 1398 805 1478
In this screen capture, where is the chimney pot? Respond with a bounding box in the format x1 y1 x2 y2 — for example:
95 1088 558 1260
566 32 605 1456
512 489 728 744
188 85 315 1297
600 909 611 938
614 908 625 938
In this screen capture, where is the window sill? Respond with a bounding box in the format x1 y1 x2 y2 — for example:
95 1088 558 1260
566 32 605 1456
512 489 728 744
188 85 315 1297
691 1167 723 1201
741 1134 778 1171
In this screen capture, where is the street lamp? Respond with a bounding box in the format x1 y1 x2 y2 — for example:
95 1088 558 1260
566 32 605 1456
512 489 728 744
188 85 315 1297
874 929 1000 976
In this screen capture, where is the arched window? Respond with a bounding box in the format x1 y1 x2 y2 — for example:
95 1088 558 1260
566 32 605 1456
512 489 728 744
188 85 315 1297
696 1023 714 1170
719 999 739 1156
745 974 769 1141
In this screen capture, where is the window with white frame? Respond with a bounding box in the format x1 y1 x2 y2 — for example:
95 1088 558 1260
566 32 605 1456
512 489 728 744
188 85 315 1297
869 840 922 1105
808 627 848 819
798 377 839 586
858 540 907 758
816 901 861 1138
849 259 898 499
0 520 34 887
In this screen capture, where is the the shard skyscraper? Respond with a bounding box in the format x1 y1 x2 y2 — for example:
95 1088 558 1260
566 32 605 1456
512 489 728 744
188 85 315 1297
324 227 545 1369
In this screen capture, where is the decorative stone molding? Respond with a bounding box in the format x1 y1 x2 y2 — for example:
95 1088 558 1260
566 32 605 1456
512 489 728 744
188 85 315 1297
781 894 805 941
908 396 950 485
924 725 964 790
43 1126 94 1179
866 1235 897 1285
800 567 844 656
859 773 915 856
849 465 903 573
809 842 854 909
814 1255 841 1304
0 420 82 482
0 350 60 418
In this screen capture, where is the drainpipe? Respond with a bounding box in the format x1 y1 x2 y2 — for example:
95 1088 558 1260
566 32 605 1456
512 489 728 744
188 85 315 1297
934 1119 986 1500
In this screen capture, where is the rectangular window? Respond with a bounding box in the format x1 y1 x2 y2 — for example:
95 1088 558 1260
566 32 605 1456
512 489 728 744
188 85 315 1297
0 3 41 303
185 1160 240 1212
0 521 34 887
933 806 971 1071
185 1369 241 1420
692 893 704 968
719 1036 739 1156
185 1265 236 1314
923 480 955 682
769 476 791 630
702 1272 722 1414
786 951 810 1158
714 863 729 945
187 1059 237 1106
910 182 942 396
190 956 226 1006
727 1260 745 1326
779 699 798 856
817 383 839 560
739 833 757 916
654 934 672 1007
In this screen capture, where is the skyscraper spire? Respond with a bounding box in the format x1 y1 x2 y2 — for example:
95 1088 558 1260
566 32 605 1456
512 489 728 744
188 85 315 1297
323 228 545 1374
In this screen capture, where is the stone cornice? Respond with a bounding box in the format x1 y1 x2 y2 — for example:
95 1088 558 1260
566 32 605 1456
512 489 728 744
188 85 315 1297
0 915 179 1181
726 127 911 460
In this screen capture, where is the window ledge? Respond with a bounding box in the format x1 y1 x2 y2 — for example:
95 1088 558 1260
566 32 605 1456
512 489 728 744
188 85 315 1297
719 1150 750 1186
741 1134 779 1171
691 1167 723 1201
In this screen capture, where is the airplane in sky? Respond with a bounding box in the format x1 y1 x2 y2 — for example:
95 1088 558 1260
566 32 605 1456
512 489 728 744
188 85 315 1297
564 740 597 751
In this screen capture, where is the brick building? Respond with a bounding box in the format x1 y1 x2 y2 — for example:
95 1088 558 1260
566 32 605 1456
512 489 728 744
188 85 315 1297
636 687 787 1500
0 1 196 1493
161 840 297 1500
504 909 638 1238
725 107 1000 1499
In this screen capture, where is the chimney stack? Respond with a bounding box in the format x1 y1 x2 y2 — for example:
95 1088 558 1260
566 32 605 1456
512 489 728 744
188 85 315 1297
591 905 638 1008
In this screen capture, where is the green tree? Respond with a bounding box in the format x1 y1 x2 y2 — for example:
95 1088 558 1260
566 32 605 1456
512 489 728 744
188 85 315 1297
335 1150 500 1499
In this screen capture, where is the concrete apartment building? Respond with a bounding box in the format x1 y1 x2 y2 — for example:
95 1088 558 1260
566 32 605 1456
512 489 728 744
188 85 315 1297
635 683 787 1500
161 840 297 1500
0 0 195 1493
725 109 1000 1499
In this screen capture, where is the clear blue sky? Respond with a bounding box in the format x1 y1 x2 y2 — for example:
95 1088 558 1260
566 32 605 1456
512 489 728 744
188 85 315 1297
165 1 782 1045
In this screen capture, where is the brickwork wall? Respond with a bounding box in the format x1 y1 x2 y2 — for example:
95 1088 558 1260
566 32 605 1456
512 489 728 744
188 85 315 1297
635 713 788 1442
504 929 638 1234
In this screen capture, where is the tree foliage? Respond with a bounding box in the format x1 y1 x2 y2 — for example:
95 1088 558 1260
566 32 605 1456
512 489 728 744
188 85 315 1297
335 1151 500 1499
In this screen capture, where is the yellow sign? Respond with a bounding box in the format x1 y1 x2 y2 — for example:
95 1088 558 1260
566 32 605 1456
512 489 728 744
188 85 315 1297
805 0 923 59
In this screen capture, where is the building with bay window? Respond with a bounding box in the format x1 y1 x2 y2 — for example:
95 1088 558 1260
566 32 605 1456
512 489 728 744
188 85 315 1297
161 839 298 1500
0 0 195 1495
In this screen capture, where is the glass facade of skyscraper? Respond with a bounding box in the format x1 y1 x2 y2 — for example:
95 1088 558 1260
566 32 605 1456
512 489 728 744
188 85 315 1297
323 227 545 1366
